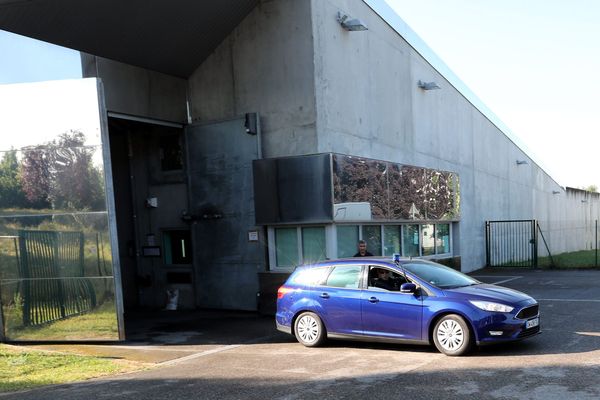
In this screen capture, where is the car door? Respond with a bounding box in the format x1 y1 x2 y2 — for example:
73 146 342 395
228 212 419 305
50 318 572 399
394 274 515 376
316 264 364 335
361 267 423 340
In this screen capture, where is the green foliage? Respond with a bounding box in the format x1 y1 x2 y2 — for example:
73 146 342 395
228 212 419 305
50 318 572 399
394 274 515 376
0 151 28 208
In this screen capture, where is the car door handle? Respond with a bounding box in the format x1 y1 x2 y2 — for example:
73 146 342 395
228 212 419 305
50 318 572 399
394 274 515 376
368 297 379 303
320 293 330 299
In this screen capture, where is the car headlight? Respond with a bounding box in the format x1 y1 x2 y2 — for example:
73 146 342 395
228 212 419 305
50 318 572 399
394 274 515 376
469 300 514 313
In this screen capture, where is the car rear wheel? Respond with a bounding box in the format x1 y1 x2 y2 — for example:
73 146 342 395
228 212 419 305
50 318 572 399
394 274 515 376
433 314 472 356
294 312 326 347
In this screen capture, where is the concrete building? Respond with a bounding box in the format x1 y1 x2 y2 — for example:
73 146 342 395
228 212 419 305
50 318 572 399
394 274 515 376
0 0 598 341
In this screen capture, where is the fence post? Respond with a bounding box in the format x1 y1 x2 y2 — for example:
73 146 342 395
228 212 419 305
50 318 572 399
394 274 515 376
596 219 598 267
485 221 490 267
531 219 538 268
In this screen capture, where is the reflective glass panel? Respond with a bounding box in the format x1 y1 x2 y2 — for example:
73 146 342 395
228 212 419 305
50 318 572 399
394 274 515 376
421 224 435 256
363 225 382 256
332 154 460 222
436 224 451 254
275 228 298 268
0 77 120 341
302 227 326 264
325 266 362 289
336 225 359 258
402 224 420 257
383 225 401 256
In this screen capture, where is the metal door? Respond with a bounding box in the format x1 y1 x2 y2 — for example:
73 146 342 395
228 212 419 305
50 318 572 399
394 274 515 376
184 115 263 310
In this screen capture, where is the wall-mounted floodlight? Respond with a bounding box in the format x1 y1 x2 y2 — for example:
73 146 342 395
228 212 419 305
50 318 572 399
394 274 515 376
417 80 440 90
516 160 529 165
337 12 368 31
552 190 561 194
582 199 588 203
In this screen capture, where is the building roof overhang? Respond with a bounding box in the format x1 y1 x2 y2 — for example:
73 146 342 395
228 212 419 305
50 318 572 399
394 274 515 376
0 0 258 78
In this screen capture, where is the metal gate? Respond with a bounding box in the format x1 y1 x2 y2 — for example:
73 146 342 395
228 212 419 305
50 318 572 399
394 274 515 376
485 220 538 268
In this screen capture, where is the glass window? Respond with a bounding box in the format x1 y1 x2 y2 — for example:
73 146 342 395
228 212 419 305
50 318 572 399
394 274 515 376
436 224 451 254
326 265 362 288
163 230 192 264
275 228 299 267
159 134 183 171
337 225 359 258
290 267 330 286
402 224 420 257
421 224 435 256
302 227 326 263
362 225 382 256
383 225 401 256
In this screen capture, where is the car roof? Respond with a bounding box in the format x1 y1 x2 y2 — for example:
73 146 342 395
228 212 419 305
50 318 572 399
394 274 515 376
297 257 430 269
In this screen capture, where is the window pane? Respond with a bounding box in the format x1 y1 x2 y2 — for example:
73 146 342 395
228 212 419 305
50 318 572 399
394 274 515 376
302 227 326 263
290 267 330 286
421 224 435 256
337 225 359 258
326 265 362 288
402 224 420 257
363 225 382 256
275 228 298 267
436 224 451 254
383 225 401 256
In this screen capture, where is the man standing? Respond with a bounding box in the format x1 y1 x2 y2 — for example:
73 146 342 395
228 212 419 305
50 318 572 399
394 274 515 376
354 240 373 257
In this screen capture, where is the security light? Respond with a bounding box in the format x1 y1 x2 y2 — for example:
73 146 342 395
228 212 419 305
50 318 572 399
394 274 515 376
516 160 528 165
417 80 441 90
552 190 560 194
337 12 368 31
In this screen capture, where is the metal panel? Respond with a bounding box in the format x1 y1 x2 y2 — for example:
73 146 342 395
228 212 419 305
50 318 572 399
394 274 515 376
185 117 263 310
253 154 334 225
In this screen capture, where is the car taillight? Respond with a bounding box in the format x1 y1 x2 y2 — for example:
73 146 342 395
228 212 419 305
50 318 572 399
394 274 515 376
277 286 293 299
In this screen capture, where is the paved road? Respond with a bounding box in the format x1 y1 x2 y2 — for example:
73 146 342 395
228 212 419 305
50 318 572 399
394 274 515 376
3 269 600 399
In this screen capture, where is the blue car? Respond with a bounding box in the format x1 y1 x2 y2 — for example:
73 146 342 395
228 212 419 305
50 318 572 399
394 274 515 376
276 257 540 356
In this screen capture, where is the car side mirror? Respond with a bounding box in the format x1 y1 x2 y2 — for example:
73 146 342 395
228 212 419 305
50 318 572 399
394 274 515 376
400 283 417 294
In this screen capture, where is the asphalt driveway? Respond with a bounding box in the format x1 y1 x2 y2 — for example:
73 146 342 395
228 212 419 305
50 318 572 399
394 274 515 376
3 269 600 400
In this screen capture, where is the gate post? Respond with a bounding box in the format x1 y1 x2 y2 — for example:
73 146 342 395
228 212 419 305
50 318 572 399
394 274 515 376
532 220 538 268
485 221 490 267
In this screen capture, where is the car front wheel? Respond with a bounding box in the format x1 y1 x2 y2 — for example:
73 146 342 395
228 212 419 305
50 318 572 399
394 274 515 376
433 314 472 356
294 312 326 347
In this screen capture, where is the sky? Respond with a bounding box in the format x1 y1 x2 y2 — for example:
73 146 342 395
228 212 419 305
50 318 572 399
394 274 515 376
1 2 599 188
384 0 600 189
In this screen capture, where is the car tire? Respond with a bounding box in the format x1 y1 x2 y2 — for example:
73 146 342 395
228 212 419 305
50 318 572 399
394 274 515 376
433 314 472 356
294 312 326 347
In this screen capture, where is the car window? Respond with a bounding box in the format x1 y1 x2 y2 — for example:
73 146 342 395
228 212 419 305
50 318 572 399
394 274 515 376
367 266 407 291
290 267 330 286
403 262 479 289
325 265 362 289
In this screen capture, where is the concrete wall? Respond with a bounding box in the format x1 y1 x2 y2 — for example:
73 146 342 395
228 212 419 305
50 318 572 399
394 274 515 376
187 0 318 158
311 0 599 271
81 54 187 123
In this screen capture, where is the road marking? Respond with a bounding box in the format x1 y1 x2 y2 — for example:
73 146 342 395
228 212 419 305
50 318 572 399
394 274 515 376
471 275 522 285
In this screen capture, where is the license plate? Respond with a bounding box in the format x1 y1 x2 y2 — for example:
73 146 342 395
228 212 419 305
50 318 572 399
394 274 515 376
526 317 539 329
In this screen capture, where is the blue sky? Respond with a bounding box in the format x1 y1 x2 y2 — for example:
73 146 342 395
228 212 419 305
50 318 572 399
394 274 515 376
385 0 600 189
1 2 599 188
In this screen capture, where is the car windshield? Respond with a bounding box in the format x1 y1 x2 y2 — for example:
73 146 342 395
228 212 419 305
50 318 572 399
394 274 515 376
403 262 479 289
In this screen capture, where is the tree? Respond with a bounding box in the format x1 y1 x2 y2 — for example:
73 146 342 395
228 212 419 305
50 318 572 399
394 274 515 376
0 150 28 209
19 130 105 211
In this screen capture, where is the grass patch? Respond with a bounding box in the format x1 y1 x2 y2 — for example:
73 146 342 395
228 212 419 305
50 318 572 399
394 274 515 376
539 249 600 269
4 301 119 341
0 344 140 393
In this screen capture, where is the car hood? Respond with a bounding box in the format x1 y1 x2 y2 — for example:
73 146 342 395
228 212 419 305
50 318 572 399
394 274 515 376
445 284 533 304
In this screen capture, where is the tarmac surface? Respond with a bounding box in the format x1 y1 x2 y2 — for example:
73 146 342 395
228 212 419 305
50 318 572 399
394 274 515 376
3 268 600 399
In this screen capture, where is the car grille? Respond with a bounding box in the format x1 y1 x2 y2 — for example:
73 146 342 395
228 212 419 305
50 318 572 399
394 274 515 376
518 325 540 338
516 305 539 320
